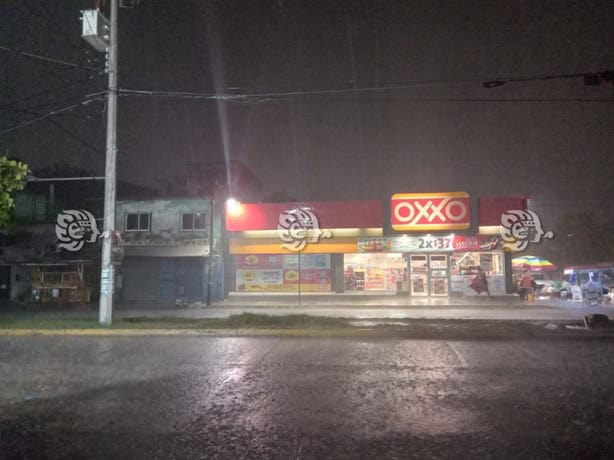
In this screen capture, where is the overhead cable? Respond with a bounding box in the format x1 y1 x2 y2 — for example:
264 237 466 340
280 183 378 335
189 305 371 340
483 70 614 88
117 88 611 103
117 69 613 101
14 108 105 157
0 77 104 111
0 45 102 72
0 95 106 135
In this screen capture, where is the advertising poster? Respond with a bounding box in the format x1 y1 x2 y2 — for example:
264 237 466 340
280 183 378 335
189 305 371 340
235 254 331 291
235 254 284 269
363 267 385 290
451 235 480 251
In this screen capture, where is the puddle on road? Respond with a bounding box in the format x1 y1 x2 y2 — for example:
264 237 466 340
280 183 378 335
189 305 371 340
350 321 409 327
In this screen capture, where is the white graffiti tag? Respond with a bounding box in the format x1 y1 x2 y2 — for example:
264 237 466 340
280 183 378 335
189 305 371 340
500 210 553 251
278 208 332 252
56 210 101 252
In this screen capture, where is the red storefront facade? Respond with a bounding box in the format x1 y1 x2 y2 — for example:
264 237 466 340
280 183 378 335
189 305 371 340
224 195 526 296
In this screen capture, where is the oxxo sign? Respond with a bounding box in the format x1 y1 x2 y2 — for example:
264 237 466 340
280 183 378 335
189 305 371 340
391 192 471 231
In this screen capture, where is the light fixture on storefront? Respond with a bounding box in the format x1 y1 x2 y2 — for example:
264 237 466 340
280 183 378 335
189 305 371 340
226 198 242 217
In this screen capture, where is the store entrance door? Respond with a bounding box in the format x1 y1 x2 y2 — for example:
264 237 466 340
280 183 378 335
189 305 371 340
408 254 450 297
428 254 449 296
409 255 428 296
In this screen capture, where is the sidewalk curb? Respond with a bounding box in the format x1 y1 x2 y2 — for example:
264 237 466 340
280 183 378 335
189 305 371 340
2 325 614 339
0 328 382 337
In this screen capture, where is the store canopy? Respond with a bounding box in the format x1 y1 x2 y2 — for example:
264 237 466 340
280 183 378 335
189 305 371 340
512 255 557 272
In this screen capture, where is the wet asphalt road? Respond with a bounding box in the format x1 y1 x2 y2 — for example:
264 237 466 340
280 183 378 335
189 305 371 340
2 336 614 459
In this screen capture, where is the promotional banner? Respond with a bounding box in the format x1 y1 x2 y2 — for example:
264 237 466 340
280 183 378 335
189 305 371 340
359 235 455 253
358 235 505 253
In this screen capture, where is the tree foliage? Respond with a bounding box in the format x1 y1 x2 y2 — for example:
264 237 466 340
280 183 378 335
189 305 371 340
0 156 30 230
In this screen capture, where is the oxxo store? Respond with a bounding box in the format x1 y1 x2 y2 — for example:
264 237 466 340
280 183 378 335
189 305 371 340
225 195 511 297
381 192 508 296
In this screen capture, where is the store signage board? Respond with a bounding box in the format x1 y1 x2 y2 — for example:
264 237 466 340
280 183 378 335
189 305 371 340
391 192 471 231
226 200 382 232
359 235 456 253
358 235 504 253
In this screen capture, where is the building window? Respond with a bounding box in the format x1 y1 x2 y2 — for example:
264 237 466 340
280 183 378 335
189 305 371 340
15 193 47 222
126 213 150 231
182 212 207 230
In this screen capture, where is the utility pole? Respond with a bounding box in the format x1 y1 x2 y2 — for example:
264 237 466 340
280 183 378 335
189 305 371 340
99 0 118 325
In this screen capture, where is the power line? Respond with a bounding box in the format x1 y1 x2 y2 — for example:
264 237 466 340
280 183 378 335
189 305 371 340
0 95 106 135
483 70 614 88
3 90 107 120
14 108 105 157
0 45 102 72
116 68 613 101
118 88 611 103
119 88 223 99
0 77 104 111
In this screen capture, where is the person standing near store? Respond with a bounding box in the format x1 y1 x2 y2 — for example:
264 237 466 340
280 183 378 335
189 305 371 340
470 268 491 298
518 270 534 301
477 268 491 298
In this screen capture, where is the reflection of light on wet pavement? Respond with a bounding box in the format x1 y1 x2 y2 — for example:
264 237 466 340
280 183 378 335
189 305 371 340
396 406 486 435
227 339 491 437
220 366 246 384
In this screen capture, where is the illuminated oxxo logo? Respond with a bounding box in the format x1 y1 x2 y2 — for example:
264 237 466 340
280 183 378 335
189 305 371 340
391 192 471 231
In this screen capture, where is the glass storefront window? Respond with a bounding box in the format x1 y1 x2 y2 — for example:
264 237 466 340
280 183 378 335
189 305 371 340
344 253 406 292
450 251 503 276
450 251 505 295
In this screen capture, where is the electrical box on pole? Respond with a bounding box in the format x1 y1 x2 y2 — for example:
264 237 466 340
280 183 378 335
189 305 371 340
80 9 110 52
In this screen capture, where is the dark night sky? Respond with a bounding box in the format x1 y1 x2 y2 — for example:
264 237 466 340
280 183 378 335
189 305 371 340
1 0 613 203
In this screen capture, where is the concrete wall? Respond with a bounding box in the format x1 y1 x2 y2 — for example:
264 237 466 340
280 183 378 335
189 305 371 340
116 198 211 244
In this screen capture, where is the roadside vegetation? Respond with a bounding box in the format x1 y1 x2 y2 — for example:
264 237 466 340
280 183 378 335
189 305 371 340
1 314 611 339
0 313 351 330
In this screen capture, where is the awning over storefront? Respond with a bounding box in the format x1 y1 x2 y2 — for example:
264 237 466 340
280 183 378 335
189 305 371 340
229 237 358 255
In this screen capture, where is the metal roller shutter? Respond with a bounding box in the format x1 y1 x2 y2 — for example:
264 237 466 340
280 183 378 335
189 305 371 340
121 257 160 302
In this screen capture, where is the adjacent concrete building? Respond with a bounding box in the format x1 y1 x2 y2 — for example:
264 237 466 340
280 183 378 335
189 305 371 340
116 198 224 305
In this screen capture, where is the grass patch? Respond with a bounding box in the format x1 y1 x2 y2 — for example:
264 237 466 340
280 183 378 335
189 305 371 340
0 313 350 330
0 317 105 330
